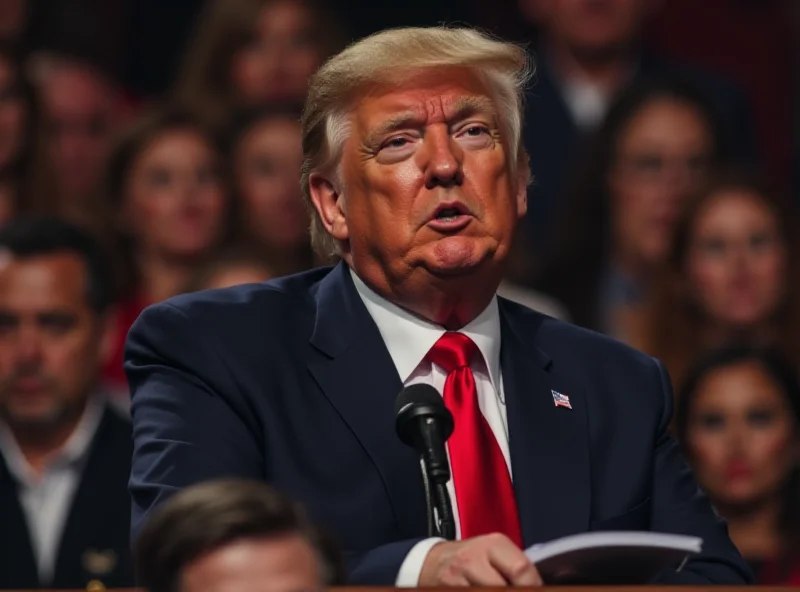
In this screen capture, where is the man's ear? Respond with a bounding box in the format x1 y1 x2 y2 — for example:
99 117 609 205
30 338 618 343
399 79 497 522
516 157 530 219
309 172 349 242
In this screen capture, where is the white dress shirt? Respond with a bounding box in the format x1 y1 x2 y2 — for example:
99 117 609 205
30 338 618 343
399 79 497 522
350 269 512 586
0 396 103 585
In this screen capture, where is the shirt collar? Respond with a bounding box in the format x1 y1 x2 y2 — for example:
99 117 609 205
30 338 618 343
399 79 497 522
0 395 104 485
349 267 502 389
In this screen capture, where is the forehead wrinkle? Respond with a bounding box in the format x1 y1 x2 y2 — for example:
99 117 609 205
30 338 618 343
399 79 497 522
361 94 497 149
445 95 497 123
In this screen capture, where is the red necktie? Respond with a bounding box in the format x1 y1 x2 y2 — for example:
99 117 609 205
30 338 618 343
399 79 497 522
426 332 523 547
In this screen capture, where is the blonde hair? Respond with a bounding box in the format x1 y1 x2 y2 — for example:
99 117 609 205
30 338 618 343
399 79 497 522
300 26 534 259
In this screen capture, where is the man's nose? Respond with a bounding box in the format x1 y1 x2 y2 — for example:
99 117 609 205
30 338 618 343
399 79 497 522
421 127 463 189
17 327 43 364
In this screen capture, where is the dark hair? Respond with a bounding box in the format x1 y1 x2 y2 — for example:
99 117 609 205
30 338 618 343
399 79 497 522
226 103 304 155
172 0 348 128
534 74 729 330
639 168 800 390
135 479 346 592
182 243 274 293
104 105 229 210
676 346 800 570
0 215 113 313
0 41 54 214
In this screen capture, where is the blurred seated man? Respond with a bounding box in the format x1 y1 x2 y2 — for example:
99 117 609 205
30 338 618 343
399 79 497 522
0 216 133 589
135 479 345 592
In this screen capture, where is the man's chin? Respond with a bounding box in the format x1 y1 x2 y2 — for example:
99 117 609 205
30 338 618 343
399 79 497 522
2 403 66 429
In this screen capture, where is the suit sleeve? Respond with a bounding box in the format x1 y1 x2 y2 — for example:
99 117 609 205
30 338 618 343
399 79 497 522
125 302 264 541
648 359 753 584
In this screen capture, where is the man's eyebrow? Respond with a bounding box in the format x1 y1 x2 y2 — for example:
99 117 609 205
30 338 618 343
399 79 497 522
363 111 425 148
447 96 497 123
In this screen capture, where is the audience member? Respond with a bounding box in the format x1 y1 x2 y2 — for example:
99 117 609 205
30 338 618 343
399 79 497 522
0 41 52 223
101 106 233 393
230 106 315 274
677 347 800 584
516 0 756 253
632 170 800 390
173 0 347 128
29 53 128 229
533 76 725 335
183 244 275 292
0 216 133 590
135 479 345 592
0 0 28 49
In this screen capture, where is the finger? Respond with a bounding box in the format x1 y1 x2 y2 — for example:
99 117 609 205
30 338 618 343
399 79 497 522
487 539 542 586
462 557 510 587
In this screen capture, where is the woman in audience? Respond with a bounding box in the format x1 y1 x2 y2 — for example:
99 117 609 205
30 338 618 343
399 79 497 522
534 76 727 336
101 106 234 392
173 0 347 128
633 170 800 390
0 41 51 223
677 347 800 584
229 105 315 275
183 244 275 292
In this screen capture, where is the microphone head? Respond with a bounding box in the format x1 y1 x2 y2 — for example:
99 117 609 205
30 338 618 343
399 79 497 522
395 384 454 447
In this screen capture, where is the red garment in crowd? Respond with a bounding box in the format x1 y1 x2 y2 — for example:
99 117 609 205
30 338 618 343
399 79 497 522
102 293 150 392
759 558 800 585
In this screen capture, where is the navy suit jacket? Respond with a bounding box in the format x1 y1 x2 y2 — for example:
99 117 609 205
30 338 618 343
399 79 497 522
126 262 752 585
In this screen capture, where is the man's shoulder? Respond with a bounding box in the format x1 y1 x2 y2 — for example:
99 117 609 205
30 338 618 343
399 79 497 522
140 266 333 329
501 297 659 376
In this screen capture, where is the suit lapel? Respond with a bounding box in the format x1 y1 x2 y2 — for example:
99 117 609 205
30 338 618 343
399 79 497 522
308 263 428 537
0 457 39 587
53 407 131 587
499 300 591 546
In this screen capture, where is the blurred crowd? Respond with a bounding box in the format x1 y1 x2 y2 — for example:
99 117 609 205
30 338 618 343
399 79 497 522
0 0 798 588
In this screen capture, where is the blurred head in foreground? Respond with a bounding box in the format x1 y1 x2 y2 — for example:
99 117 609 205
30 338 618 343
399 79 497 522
135 479 344 592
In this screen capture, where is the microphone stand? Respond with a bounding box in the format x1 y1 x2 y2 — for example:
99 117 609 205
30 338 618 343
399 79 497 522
419 458 436 537
418 458 456 539
433 482 456 540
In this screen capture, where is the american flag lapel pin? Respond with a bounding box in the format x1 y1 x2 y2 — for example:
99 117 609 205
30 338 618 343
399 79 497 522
551 390 572 409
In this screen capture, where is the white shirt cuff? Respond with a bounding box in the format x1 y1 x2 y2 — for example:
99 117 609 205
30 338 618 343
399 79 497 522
395 537 446 587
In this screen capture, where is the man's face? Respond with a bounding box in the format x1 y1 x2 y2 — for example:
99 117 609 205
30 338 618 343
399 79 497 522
0 252 109 428
181 535 323 592
312 68 526 299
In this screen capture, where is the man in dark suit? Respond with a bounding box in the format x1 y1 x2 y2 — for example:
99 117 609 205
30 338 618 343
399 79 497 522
0 217 134 590
127 26 751 586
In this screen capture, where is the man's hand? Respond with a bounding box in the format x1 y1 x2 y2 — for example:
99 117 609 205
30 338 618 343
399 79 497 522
419 533 543 586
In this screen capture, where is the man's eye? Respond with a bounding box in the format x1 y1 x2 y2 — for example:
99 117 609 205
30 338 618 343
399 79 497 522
464 126 487 136
385 137 409 149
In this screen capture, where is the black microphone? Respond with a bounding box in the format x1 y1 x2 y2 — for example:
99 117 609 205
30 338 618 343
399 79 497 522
395 384 456 540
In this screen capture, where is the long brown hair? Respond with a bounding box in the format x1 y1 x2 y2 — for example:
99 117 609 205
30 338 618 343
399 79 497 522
637 170 800 391
531 75 729 330
172 0 347 128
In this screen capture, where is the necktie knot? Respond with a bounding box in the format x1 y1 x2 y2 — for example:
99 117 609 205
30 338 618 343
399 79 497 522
426 332 479 372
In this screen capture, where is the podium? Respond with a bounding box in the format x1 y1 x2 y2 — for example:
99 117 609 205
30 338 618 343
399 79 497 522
4 585 797 592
